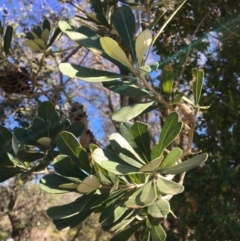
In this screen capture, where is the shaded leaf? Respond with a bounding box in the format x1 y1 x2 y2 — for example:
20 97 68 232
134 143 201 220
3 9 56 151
192 68 204 105
156 175 184 195
38 101 56 122
147 199 170 218
0 167 24 183
124 180 157 208
112 6 136 62
4 25 13 56
17 150 45 162
140 157 162 172
0 125 12 149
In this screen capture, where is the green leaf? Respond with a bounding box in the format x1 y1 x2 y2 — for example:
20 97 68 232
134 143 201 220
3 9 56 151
130 121 151 162
151 112 182 159
102 81 152 98
40 174 76 193
119 122 138 150
101 160 139 175
0 126 12 149
48 112 61 139
38 101 56 122
100 37 134 71
0 167 24 182
192 68 204 105
4 25 13 56
112 6 136 63
159 148 182 169
147 199 170 219
54 155 87 180
90 0 103 14
112 101 154 122
110 133 146 166
59 63 127 82
65 122 85 137
171 94 184 105
140 225 151 241
124 180 157 208
150 225 166 241
100 206 127 226
56 131 80 162
159 153 208 175
53 208 94 230
47 27 62 47
140 157 162 172
43 19 51 31
17 150 45 162
31 117 48 138
110 221 143 241
14 128 33 145
162 65 174 98
156 175 184 195
136 29 152 66
47 192 95 219
76 146 92 173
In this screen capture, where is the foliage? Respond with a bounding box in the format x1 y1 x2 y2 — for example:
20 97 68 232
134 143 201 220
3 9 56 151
2 0 239 240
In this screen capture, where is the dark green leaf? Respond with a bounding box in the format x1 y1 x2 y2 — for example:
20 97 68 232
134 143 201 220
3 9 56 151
43 19 51 30
31 117 48 138
0 167 24 182
14 128 33 145
40 174 76 193
47 27 62 47
56 131 80 162
110 221 143 241
54 155 87 180
65 122 85 138
90 0 103 14
112 6 136 62
76 146 92 174
151 112 182 159
0 126 12 149
17 150 45 162
3 25 13 56
38 101 56 122
112 101 154 122
33 26 42 38
131 121 151 162
48 112 61 139
47 192 95 219
159 153 208 175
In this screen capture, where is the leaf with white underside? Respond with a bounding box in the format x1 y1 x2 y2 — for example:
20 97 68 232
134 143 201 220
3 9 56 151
140 157 162 172
112 101 154 122
77 175 101 193
59 63 127 82
135 29 152 66
100 37 134 71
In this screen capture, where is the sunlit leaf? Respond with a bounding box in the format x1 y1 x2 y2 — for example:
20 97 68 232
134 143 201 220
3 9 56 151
59 63 126 82
192 68 204 105
41 28 50 45
162 65 174 98
136 29 152 66
100 37 134 71
159 153 208 175
112 101 154 122
150 225 166 241
159 148 182 169
24 40 42 51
